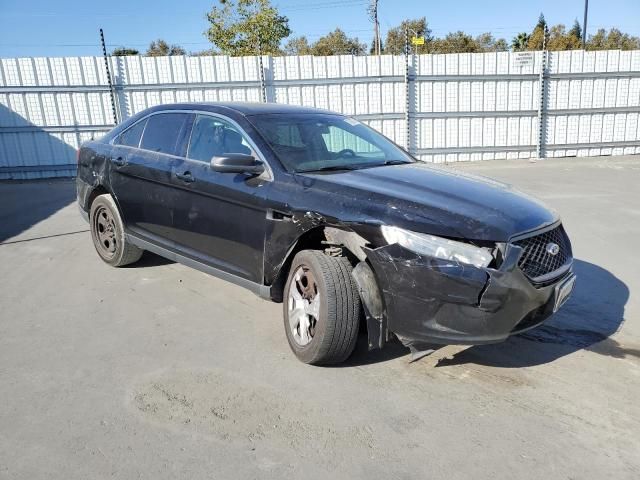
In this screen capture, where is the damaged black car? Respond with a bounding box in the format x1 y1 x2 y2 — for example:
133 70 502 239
77 102 575 365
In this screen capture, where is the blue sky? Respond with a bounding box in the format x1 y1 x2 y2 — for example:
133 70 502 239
1 0 639 57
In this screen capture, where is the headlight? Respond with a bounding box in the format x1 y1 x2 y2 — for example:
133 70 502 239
381 225 493 268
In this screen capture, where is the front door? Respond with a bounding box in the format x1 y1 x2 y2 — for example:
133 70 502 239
168 113 269 284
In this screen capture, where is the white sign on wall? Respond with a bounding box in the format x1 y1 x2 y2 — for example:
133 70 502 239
512 52 534 68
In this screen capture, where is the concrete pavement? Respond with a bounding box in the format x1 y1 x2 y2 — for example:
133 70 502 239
1 156 639 479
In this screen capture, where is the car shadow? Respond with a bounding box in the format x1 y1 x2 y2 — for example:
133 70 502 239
434 259 631 368
123 251 175 268
340 334 409 367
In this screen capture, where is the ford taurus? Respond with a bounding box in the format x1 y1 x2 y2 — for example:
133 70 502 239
77 102 575 364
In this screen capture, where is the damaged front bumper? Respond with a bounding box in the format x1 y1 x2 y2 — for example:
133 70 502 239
364 242 575 346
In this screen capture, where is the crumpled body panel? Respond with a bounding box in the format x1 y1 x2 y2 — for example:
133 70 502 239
366 243 570 345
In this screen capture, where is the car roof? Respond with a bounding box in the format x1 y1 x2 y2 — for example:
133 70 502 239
146 102 339 116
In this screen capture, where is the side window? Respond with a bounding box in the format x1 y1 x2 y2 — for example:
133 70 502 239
116 119 147 148
187 115 253 162
140 113 189 155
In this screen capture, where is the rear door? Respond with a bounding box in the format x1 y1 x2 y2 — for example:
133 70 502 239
168 113 270 283
109 111 191 247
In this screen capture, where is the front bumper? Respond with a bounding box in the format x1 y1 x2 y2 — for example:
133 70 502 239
365 242 574 345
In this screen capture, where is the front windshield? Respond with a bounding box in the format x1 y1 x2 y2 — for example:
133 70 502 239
247 113 414 173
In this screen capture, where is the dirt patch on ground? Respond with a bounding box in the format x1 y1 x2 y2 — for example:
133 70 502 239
130 369 378 459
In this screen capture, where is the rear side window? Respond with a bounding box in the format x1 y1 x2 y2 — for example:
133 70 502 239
116 119 147 148
140 113 188 155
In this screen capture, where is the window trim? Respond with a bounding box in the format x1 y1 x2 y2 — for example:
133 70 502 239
186 113 255 163
138 111 191 157
114 117 148 149
109 109 273 180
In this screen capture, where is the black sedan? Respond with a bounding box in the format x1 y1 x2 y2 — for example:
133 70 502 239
77 102 575 364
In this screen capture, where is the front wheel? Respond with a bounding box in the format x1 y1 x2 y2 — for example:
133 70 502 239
283 250 361 365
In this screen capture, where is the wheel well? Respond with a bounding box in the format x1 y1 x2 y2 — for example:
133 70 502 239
269 227 328 303
87 185 109 211
269 226 365 303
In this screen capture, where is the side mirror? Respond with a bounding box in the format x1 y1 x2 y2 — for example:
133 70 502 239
210 153 264 175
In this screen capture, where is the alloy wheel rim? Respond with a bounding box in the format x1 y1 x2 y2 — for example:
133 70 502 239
93 206 117 258
287 265 320 347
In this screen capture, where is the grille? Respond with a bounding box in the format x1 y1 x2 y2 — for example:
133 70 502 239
514 225 572 281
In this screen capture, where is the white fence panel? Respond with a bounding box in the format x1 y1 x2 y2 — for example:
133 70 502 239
1 50 639 179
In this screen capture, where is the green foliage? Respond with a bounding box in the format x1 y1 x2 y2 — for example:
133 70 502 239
384 17 432 54
284 31 366 56
569 20 582 41
112 47 139 56
526 26 546 50
431 31 479 53
428 32 508 54
146 39 186 56
284 36 312 55
383 20 506 55
197 3 640 56
547 24 582 51
309 29 366 56
206 0 291 56
190 48 219 56
511 32 530 51
587 28 640 50
474 33 509 52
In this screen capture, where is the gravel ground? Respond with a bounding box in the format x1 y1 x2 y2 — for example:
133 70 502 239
1 155 639 479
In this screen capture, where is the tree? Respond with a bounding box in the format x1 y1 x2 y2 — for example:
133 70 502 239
146 39 186 56
284 36 312 55
511 32 530 51
431 31 480 54
384 18 432 54
587 28 640 50
206 0 291 56
190 49 219 56
547 24 581 51
526 13 547 50
112 47 139 56
475 33 508 52
310 29 366 56
568 20 582 41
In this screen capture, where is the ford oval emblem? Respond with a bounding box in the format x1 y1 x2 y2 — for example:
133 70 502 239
546 242 560 256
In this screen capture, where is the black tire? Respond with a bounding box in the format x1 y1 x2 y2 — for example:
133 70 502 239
89 194 143 267
283 250 361 365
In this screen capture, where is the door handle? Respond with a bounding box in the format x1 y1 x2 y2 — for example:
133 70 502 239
113 156 126 167
175 171 195 183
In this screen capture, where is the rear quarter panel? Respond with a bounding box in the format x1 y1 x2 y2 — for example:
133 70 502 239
76 140 114 212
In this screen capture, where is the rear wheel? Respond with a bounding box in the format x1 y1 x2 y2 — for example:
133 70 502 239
283 250 361 365
89 194 142 267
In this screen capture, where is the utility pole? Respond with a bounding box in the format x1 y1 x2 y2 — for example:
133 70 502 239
582 0 589 49
368 0 381 55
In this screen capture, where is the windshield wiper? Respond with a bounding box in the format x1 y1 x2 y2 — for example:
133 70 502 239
298 160 411 173
381 159 412 166
298 165 362 173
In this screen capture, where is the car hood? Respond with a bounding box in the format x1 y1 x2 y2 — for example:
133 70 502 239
298 163 558 241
